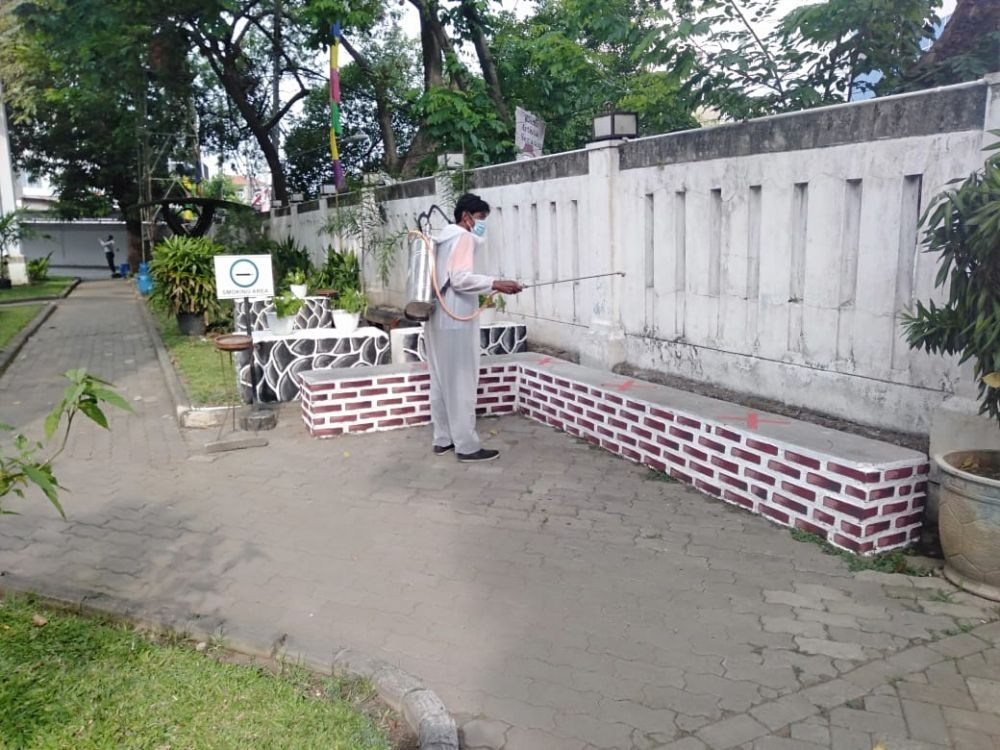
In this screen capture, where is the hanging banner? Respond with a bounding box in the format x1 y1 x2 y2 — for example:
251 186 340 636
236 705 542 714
515 107 546 159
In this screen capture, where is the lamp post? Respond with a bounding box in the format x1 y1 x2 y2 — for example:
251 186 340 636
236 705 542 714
591 107 639 142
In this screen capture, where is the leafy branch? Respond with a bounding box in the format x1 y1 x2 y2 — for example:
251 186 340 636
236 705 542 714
1 369 132 517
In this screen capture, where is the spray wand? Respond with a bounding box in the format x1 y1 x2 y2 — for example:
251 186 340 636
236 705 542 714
519 271 625 289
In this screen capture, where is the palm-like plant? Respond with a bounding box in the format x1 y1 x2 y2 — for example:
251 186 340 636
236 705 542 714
903 137 1000 426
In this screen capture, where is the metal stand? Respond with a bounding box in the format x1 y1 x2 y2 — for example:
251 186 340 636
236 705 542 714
203 317 270 454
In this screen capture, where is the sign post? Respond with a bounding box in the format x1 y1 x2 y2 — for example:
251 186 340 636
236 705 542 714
214 255 275 409
515 107 546 160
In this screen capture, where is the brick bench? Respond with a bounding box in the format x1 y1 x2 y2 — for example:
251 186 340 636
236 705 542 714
299 354 928 555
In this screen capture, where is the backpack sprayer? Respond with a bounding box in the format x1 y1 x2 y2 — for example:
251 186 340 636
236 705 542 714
404 204 625 322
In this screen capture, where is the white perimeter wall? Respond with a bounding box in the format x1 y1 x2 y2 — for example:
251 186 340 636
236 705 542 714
268 77 1000 436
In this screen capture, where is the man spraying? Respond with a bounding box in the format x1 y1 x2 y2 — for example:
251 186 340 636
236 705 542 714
426 193 522 462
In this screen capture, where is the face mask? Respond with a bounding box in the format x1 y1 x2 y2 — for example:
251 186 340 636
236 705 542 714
472 219 488 237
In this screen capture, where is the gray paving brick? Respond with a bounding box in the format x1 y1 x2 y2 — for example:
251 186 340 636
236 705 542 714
3 280 1000 750
697 715 769 749
901 699 951 745
750 695 819 731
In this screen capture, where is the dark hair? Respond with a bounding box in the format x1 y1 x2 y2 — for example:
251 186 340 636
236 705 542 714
106 234 113 241
454 193 490 223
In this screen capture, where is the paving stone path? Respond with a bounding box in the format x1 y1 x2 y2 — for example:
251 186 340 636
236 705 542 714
1 281 999 750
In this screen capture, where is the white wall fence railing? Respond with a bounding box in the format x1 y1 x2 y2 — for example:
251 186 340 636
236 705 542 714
267 76 1000 437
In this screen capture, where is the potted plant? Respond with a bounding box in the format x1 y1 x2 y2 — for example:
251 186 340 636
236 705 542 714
478 293 507 326
903 141 1000 601
333 288 367 334
148 236 223 336
285 269 308 299
267 291 303 336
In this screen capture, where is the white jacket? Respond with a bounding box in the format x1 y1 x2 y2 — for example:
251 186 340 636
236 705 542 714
428 223 494 331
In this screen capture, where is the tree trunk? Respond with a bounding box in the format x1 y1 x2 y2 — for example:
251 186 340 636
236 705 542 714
339 35 401 174
459 0 511 126
126 215 142 272
906 0 1000 84
375 85 400 174
415 2 444 90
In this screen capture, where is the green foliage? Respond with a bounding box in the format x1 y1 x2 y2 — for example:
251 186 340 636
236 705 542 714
148 306 232 406
273 291 305 319
200 173 240 202
268 237 313 289
321 197 404 287
661 0 940 120
309 248 362 295
0 1 192 223
284 24 420 188
0 277 75 304
0 596 393 749
417 84 512 167
903 137 1000 427
479 293 507 312
789 529 931 576
0 210 38 280
26 254 51 283
148 236 224 318
338 288 368 315
285 269 308 286
1 369 131 517
492 0 696 152
0 305 45 349
212 207 266 252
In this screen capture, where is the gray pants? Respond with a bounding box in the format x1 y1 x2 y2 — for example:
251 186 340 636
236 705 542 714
425 324 481 455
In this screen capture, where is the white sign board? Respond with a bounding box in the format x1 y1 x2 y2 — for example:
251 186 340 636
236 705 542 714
515 106 546 159
213 254 275 300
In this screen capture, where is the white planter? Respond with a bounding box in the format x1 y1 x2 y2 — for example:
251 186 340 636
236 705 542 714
332 309 360 333
269 314 294 335
479 308 496 326
290 284 307 299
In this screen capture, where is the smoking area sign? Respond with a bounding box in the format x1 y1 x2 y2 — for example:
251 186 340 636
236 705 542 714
213 255 275 300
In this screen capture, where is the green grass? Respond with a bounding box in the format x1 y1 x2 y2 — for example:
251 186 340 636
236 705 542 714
0 277 74 303
0 304 45 350
0 596 392 750
148 305 233 406
789 528 933 576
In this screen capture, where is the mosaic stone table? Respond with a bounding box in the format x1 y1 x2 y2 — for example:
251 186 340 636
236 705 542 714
236 327 390 403
389 322 528 363
233 297 333 333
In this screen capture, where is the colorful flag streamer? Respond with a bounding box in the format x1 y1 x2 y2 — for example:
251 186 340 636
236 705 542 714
330 22 345 189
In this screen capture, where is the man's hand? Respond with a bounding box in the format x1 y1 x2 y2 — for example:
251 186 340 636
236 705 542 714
492 279 523 294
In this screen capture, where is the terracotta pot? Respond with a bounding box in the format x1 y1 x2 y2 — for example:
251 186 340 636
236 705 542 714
936 450 1000 601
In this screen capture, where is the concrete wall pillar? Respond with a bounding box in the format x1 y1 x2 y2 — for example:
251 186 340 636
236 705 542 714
578 141 625 370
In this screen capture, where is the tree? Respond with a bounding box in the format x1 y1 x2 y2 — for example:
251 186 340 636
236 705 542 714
0 0 194 269
663 0 941 119
492 0 696 153
168 0 326 204
284 60 420 195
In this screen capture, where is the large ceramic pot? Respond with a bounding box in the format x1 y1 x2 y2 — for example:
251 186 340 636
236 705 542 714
936 450 1000 601
176 311 206 336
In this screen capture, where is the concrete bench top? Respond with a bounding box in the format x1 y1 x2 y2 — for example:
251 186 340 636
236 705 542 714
251 326 388 344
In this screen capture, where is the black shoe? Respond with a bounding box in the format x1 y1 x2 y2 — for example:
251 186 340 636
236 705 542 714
433 444 455 455
457 448 500 463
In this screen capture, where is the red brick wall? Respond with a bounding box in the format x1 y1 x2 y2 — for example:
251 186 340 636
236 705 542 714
300 359 928 555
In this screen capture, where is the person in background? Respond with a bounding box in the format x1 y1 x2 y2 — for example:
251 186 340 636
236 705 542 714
425 193 522 462
99 234 118 278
